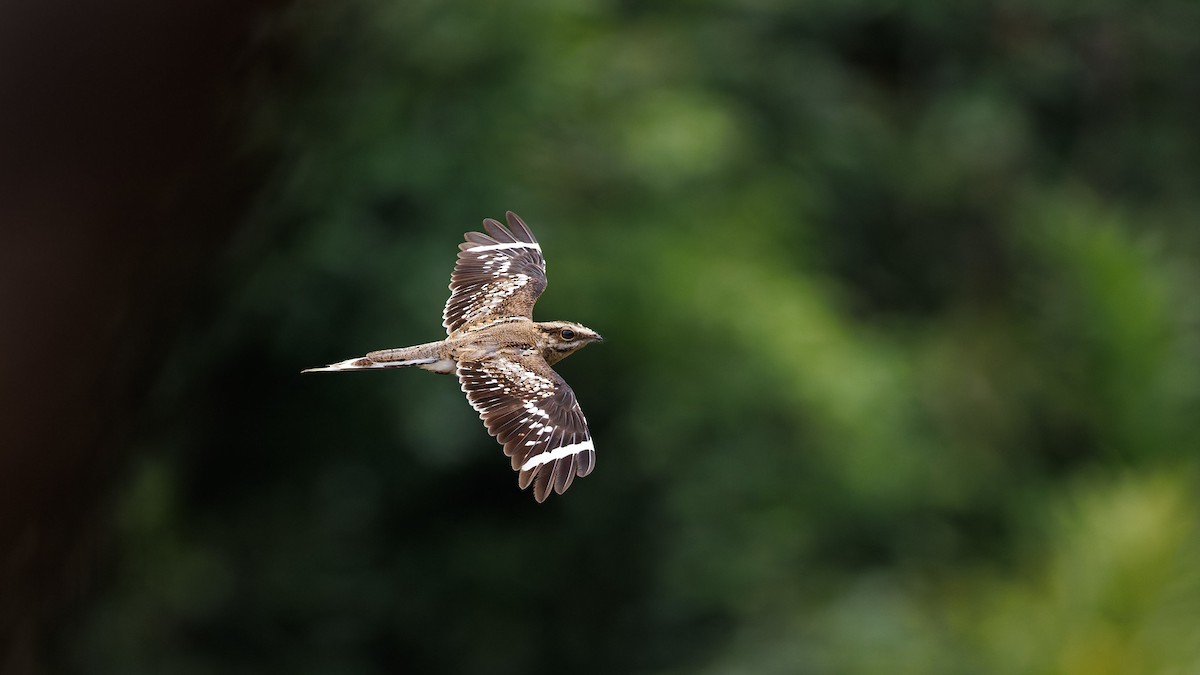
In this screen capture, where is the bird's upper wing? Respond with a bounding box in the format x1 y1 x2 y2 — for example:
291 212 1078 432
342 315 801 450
457 351 595 502
443 211 548 335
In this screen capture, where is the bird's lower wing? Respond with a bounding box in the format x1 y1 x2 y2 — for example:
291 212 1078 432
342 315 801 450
457 354 595 502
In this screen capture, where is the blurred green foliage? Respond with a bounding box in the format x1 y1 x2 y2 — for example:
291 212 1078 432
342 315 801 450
61 0 1200 673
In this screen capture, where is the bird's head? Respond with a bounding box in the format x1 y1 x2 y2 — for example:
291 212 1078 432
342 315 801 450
536 321 604 365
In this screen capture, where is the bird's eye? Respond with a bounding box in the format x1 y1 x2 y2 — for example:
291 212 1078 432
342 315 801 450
560 328 576 340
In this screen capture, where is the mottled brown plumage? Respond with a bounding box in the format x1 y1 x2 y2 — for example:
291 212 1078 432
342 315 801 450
304 212 603 502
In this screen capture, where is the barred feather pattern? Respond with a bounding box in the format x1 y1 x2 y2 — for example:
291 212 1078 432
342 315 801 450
457 354 595 503
443 212 547 335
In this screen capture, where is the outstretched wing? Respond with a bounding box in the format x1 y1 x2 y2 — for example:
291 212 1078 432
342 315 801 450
457 352 595 502
443 211 547 335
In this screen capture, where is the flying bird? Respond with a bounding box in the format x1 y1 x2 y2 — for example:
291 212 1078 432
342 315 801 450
304 211 603 502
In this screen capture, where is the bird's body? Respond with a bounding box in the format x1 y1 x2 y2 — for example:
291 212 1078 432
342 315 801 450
315 319 595 375
304 212 603 502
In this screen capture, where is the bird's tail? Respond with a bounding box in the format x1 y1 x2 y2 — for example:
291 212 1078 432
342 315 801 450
302 341 453 374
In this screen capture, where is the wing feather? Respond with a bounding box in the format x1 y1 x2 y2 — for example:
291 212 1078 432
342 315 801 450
443 212 547 335
457 352 595 502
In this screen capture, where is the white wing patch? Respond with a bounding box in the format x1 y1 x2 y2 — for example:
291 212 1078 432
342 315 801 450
520 439 594 471
465 242 543 253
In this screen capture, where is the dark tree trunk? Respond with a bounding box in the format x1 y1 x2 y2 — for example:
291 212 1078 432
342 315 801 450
0 1 282 670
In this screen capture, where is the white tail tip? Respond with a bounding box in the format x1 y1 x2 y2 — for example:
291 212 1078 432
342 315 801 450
301 355 441 373
301 356 376 373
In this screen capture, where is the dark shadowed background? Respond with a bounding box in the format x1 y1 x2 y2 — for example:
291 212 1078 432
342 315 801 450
3 1 1199 673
